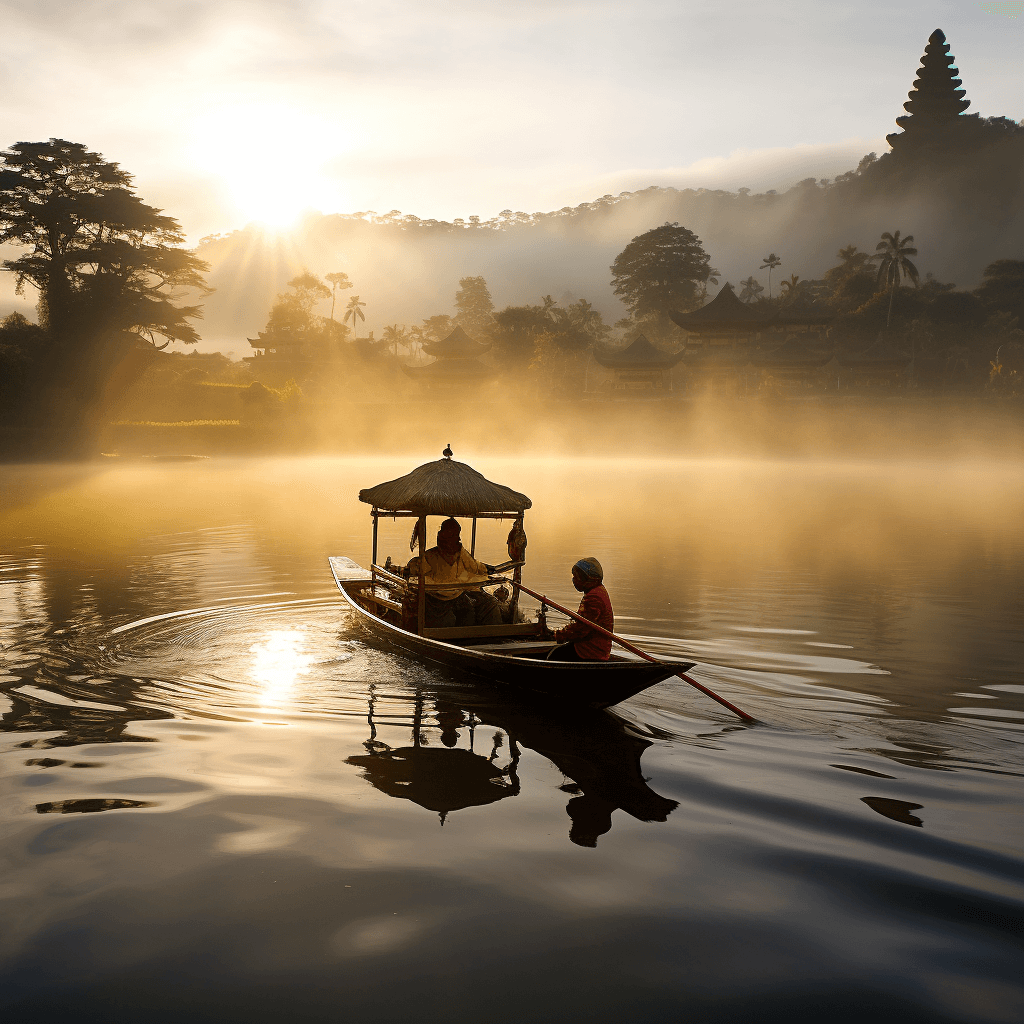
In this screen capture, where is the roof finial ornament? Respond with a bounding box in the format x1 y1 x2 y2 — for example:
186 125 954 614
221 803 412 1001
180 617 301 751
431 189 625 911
442 443 453 460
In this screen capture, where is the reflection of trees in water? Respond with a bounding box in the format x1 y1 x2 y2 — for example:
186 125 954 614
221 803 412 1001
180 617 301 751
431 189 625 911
346 687 678 847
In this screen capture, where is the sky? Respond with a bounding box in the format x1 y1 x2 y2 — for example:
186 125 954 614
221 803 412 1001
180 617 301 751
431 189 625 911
0 0 1022 242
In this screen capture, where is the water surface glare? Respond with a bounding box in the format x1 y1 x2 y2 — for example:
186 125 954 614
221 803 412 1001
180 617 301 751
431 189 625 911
1 456 1022 1024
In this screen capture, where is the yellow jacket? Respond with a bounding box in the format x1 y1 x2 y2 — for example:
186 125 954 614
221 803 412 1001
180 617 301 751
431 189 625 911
407 547 490 600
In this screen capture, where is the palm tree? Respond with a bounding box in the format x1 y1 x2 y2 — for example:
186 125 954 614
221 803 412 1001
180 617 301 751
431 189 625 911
779 274 801 300
325 272 352 322
382 323 407 357
344 295 366 339
739 276 764 303
760 254 782 298
873 231 920 327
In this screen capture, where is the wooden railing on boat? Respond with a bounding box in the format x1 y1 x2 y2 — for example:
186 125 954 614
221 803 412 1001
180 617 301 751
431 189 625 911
349 563 540 642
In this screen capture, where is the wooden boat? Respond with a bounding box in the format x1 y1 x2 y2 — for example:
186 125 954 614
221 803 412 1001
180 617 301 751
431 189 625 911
329 451 695 710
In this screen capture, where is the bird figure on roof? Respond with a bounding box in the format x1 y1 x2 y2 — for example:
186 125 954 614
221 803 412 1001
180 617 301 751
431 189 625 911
442 444 453 459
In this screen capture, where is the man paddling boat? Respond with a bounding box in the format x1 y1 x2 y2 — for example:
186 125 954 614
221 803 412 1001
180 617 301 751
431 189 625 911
547 557 614 661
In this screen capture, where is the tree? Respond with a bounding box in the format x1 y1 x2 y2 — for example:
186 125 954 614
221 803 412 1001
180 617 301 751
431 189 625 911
382 323 407 357
739 276 764 303
420 314 454 342
0 140 209 349
325 271 352 322
262 272 332 341
454 276 494 336
610 223 713 321
824 245 876 312
779 274 801 300
873 230 920 327
975 260 1024 325
0 138 210 437
344 295 366 338
759 253 782 298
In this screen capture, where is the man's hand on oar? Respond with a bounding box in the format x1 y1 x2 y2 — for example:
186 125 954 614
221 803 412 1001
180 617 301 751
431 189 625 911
514 581 756 724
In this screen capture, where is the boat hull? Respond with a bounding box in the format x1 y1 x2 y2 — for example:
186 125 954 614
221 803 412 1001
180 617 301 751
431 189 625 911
330 557 695 710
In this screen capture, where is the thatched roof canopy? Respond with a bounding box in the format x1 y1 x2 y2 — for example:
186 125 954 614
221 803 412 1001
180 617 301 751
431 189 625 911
670 283 770 329
359 457 532 515
593 334 683 370
422 326 491 358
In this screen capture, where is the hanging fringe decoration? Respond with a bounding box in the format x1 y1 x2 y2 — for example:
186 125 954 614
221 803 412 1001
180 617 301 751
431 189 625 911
409 520 425 552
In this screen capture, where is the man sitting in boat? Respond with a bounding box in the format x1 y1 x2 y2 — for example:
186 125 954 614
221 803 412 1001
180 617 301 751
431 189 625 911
547 558 613 661
406 518 504 629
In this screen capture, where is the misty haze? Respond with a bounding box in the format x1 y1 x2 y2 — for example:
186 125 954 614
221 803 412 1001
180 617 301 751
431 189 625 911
1 7 1022 1024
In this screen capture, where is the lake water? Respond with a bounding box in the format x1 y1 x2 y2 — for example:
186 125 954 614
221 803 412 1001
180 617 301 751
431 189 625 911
1 455 1022 1023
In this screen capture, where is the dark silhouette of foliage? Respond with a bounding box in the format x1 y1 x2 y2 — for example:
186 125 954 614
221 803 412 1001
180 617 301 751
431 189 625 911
779 274 801 301
344 294 366 338
453 276 495 337
759 253 782 298
824 245 877 312
0 139 210 445
610 223 712 322
975 260 1024 325
739 276 764 303
873 231 920 327
325 271 352 322
0 139 209 349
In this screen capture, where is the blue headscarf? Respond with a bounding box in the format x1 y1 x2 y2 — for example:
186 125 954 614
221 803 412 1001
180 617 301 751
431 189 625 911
574 557 604 581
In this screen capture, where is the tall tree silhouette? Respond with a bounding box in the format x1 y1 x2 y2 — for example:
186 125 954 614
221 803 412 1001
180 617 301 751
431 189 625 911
759 254 782 298
454 276 495 336
887 29 970 151
325 271 352 322
739 276 764 303
873 231 920 327
344 295 366 338
0 139 208 349
382 323 407 357
610 222 713 319
0 139 210 440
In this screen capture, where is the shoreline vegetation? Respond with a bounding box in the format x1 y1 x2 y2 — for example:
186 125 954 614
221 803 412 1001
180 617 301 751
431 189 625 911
1 29 1022 462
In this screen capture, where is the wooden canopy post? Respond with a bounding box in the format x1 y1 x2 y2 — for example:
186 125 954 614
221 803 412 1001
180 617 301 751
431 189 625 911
416 515 426 635
470 517 477 557
371 508 379 588
509 514 524 622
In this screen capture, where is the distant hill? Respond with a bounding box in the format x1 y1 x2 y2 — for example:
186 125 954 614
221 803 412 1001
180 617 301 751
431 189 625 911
192 129 1024 356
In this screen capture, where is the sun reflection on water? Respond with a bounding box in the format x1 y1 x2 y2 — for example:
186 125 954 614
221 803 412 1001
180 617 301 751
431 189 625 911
250 629 315 709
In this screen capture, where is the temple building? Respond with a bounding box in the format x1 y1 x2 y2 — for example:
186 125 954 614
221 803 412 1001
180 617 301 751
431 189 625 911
591 334 683 392
669 282 767 350
751 336 834 394
402 326 497 388
245 322 346 376
837 335 913 390
887 29 970 151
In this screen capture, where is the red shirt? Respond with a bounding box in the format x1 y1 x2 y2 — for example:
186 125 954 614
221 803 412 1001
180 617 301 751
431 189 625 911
554 583 614 660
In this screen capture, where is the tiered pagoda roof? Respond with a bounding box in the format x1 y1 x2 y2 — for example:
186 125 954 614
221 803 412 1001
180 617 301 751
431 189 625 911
403 326 496 383
888 29 970 149
422 325 491 358
593 334 683 370
669 283 769 331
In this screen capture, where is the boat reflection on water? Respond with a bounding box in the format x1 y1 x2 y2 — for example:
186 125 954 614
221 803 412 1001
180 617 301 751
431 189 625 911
345 684 678 847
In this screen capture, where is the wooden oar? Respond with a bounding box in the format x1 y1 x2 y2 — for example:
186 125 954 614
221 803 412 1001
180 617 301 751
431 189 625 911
513 581 756 723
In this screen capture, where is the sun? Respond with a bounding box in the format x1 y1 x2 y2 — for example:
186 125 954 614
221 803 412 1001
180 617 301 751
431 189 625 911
188 101 347 230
